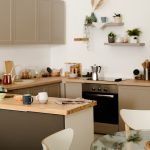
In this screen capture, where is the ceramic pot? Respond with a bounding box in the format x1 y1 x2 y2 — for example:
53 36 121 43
108 36 115 43
129 36 139 43
113 16 122 23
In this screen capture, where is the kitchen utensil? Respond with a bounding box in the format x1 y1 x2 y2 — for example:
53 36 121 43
91 64 101 80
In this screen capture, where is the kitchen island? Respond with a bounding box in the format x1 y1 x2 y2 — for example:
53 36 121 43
0 96 96 150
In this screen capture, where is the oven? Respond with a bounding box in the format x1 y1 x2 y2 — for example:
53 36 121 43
82 83 119 134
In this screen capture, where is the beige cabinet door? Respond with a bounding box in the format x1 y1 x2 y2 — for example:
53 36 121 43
12 0 36 43
51 0 66 44
37 0 51 43
118 85 150 131
65 83 82 99
0 0 12 43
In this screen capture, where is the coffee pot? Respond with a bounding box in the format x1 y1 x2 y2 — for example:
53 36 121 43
91 64 101 80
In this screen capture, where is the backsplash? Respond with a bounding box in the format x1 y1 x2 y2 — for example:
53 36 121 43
0 45 51 74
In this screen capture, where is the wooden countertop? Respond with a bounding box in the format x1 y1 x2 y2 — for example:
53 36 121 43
118 79 150 87
0 96 96 115
2 77 62 90
2 77 150 91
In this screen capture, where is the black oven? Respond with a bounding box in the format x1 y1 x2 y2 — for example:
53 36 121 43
82 83 119 134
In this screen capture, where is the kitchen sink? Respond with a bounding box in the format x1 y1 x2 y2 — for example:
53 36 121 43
14 79 35 84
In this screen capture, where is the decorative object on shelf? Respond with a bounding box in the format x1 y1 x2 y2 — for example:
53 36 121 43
108 32 116 43
127 28 142 43
101 17 107 23
104 43 145 46
85 12 97 27
113 13 122 23
115 35 124 43
123 34 129 43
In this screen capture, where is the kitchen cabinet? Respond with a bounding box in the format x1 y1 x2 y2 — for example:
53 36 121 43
9 83 60 97
64 83 82 98
13 0 37 43
0 0 65 44
118 85 150 131
0 0 12 43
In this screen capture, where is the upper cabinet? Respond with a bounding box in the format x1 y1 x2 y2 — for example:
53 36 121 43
0 0 12 43
0 0 66 44
13 0 37 43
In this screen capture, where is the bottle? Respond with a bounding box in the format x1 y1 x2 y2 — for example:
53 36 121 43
2 74 8 85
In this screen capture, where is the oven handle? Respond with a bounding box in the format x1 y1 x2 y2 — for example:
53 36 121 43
88 93 114 98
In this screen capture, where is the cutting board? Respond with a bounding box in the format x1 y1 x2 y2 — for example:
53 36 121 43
4 61 16 75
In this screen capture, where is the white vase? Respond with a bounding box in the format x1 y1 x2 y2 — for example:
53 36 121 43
129 36 139 43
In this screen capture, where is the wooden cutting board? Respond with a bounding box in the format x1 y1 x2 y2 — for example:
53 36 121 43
4 61 16 75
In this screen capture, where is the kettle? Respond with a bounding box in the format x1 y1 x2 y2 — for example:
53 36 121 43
91 64 101 80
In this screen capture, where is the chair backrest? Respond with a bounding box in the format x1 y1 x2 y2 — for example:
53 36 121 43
41 128 74 150
120 109 150 131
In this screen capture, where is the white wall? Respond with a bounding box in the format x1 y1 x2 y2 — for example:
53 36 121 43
50 0 150 78
0 45 51 74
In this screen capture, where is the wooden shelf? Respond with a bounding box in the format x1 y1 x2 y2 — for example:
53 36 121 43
104 43 145 46
74 37 89 42
92 22 124 29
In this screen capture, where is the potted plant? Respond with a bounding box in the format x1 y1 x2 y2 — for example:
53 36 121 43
127 28 142 43
113 13 122 23
108 32 116 43
84 12 97 27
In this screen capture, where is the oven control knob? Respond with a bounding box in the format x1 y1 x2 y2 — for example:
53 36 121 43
92 88 96 91
103 88 108 92
98 88 101 91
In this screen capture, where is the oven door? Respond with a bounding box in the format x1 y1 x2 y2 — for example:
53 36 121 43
82 92 118 124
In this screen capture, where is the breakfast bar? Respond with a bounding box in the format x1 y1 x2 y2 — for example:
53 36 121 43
0 97 96 150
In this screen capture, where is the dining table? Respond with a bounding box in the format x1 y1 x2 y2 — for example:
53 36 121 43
91 130 150 150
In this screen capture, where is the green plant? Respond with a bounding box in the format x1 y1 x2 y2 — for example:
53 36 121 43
113 13 121 17
127 28 142 36
84 12 97 26
108 32 116 38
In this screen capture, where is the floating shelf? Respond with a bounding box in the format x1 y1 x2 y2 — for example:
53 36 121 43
92 22 124 29
74 37 89 42
104 43 145 46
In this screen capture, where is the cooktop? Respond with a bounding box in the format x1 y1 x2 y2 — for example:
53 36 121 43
86 77 122 82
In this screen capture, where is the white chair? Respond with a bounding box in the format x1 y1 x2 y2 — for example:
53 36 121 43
41 128 74 150
120 109 150 132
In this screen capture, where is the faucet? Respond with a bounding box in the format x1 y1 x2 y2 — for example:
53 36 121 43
10 65 20 83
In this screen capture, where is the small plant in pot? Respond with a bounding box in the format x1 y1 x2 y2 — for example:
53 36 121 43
84 12 97 27
127 28 142 43
113 13 122 23
108 32 116 43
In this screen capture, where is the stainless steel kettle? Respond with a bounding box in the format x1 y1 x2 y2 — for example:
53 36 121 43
91 64 101 80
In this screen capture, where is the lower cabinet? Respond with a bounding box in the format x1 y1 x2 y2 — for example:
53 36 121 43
0 108 94 150
9 83 60 97
118 85 150 131
64 83 82 98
